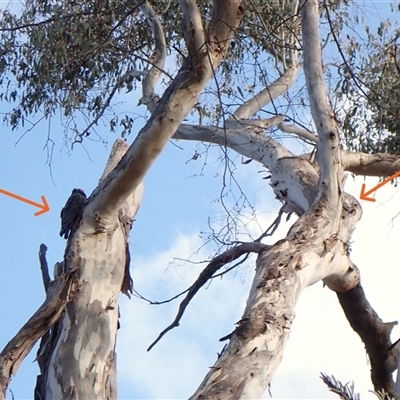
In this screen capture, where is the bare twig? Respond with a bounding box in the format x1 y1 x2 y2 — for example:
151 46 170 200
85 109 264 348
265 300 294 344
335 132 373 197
147 242 269 351
255 204 286 242
72 80 120 147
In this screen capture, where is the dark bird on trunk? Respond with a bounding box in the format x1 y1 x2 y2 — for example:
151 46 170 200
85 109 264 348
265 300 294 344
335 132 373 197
60 188 87 239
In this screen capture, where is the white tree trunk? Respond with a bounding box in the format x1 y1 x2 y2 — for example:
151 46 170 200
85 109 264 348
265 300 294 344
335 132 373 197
2 2 399 399
0 2 244 398
42 2 244 399
189 1 361 397
45 140 140 399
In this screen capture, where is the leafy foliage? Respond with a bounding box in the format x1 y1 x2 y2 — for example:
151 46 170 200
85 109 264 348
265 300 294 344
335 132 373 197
0 0 152 134
331 7 400 154
321 373 400 400
0 0 399 155
320 373 360 400
0 0 302 140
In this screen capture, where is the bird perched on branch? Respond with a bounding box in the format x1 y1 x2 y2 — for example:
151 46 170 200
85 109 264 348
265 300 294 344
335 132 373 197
60 188 87 239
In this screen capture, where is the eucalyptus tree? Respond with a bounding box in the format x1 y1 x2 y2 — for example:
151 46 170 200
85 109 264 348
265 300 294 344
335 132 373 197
0 0 399 399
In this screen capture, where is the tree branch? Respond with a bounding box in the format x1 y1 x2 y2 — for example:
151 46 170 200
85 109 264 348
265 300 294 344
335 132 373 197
302 0 341 204
139 1 167 113
84 0 244 229
190 195 361 398
337 283 398 392
174 123 293 169
174 123 321 214
179 0 206 58
279 121 318 143
38 244 51 293
225 115 283 132
147 242 269 351
227 114 318 144
0 274 74 399
342 150 400 177
232 66 298 120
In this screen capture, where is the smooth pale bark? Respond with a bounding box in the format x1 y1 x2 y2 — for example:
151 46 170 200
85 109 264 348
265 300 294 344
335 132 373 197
174 124 318 215
41 2 244 399
278 122 318 143
342 150 400 176
2 1 399 398
0 2 244 398
84 1 243 225
175 123 293 168
140 1 166 113
189 1 359 398
302 0 341 206
190 194 361 399
43 140 142 400
176 108 400 396
225 115 284 132
0 274 73 400
232 66 299 120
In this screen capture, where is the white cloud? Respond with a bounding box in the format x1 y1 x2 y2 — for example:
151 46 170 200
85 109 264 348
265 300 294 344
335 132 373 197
118 232 254 398
117 174 400 399
269 175 400 399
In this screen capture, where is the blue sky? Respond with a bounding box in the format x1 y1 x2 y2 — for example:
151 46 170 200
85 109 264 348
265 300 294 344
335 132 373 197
1 1 400 399
2 104 400 399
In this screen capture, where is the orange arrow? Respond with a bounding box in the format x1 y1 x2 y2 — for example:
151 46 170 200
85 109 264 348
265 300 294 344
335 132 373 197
0 188 50 216
360 169 400 202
